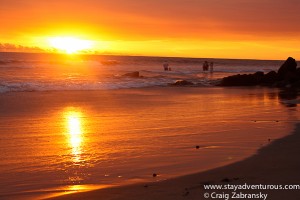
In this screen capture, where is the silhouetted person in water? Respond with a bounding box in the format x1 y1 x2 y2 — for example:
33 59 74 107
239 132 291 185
209 62 214 73
203 61 209 71
163 62 169 71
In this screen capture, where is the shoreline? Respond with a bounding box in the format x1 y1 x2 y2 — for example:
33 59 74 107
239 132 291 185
0 87 298 200
49 122 300 200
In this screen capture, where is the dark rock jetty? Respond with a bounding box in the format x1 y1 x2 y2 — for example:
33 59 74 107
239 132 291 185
220 57 300 88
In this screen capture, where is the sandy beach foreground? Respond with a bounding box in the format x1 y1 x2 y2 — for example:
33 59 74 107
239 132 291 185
50 122 300 200
0 87 298 200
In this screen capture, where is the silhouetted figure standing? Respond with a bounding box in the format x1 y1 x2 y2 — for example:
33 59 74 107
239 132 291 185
209 62 214 73
203 61 209 71
163 62 169 71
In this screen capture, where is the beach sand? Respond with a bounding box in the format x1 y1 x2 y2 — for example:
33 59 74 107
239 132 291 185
31 87 298 200
0 87 299 200
49 122 300 200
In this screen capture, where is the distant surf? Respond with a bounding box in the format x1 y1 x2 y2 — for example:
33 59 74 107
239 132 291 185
0 52 286 93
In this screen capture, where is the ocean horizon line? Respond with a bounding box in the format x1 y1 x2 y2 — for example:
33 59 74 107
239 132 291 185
0 51 288 62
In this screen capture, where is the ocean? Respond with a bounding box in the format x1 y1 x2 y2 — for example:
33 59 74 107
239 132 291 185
0 52 299 199
0 52 286 93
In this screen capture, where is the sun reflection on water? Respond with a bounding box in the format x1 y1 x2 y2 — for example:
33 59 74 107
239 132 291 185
65 109 84 164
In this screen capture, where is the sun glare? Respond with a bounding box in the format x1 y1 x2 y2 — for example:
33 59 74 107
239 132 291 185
64 110 84 163
48 37 93 54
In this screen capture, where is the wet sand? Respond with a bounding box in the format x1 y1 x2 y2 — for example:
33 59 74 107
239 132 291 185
0 87 298 200
50 123 300 200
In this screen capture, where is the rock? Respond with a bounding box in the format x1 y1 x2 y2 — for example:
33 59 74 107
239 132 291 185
292 80 300 88
253 71 264 83
296 68 300 79
221 73 261 86
182 188 190 197
219 57 300 88
221 178 230 182
275 80 290 88
171 80 194 86
262 71 278 85
254 71 264 77
278 89 298 100
122 71 140 78
277 57 297 81
284 71 298 82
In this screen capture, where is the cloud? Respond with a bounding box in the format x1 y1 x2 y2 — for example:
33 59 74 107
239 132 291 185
0 43 45 52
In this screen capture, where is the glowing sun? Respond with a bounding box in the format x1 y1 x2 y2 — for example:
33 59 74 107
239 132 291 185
48 37 93 54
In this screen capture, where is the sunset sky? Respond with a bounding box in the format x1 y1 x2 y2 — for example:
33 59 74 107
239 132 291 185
1 0 300 59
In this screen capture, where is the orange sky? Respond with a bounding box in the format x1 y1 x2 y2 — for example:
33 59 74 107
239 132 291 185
1 0 300 59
